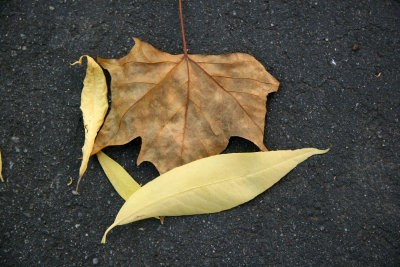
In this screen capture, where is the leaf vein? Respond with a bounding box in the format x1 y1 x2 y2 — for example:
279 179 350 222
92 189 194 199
189 58 263 134
115 59 185 137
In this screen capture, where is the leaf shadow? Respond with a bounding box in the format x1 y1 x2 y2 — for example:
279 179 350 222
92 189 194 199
222 136 261 154
102 68 112 116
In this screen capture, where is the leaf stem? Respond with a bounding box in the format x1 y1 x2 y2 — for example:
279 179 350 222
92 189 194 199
179 0 188 57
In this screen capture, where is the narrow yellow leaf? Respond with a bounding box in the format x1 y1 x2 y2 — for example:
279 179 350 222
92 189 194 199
0 148 4 182
72 56 108 192
96 151 161 222
101 148 329 243
96 151 141 201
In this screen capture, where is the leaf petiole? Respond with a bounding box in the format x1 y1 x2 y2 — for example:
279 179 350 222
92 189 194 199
179 0 188 57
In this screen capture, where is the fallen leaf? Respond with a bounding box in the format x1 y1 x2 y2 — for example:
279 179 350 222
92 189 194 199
101 148 328 243
72 55 109 191
97 151 162 221
0 148 4 182
92 38 279 174
96 151 141 201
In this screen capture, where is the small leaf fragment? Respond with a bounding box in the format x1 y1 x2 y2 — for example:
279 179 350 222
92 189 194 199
0 148 4 182
96 151 161 222
96 151 141 201
72 56 108 191
101 148 329 243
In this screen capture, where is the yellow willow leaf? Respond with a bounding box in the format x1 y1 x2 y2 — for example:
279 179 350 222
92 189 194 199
0 148 4 182
102 148 329 243
72 55 108 191
96 151 161 222
96 151 141 201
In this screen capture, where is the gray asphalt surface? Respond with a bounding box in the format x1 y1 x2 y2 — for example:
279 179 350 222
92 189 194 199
0 0 399 265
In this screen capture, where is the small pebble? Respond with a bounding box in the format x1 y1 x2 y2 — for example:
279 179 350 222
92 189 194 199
92 258 99 265
352 43 359 51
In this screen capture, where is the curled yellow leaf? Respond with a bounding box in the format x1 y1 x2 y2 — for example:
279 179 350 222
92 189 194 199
72 56 108 191
101 148 329 243
0 148 4 182
96 151 141 201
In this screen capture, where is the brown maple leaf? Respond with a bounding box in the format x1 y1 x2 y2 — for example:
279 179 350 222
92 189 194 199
91 2 279 174
91 37 279 174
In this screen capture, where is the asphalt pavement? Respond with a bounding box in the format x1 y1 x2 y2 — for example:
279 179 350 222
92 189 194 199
0 0 399 265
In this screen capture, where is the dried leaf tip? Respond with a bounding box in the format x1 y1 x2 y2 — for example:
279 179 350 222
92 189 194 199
73 55 108 192
0 148 4 182
101 223 117 244
70 55 87 66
